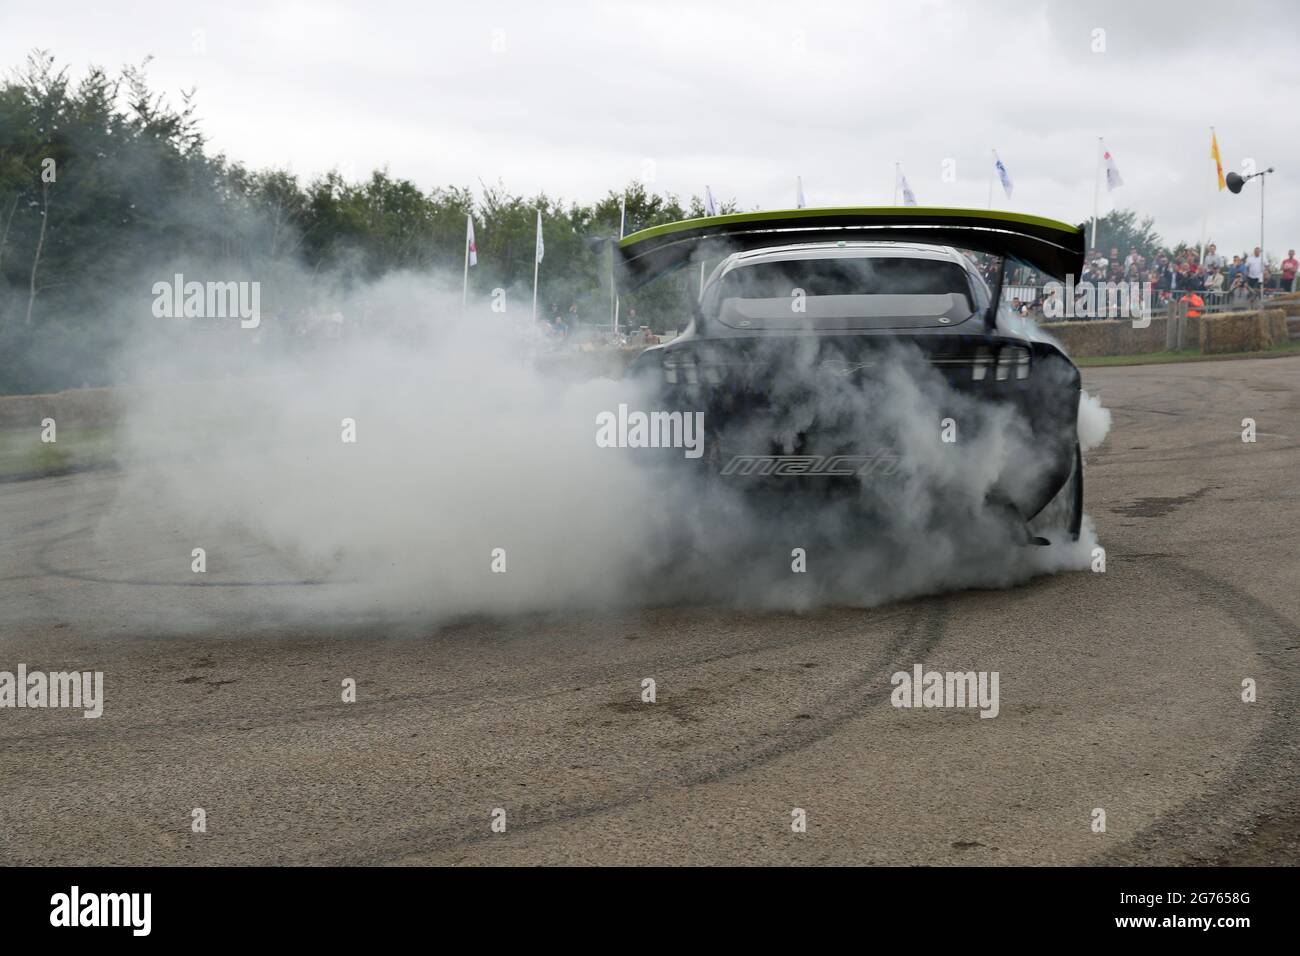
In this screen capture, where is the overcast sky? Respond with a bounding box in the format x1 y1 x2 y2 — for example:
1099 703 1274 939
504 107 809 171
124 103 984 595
5 0 1298 257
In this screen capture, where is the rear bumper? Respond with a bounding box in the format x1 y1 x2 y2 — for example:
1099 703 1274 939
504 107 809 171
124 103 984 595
628 334 1081 522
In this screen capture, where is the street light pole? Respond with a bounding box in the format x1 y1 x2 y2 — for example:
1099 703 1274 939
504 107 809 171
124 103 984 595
1225 165 1275 320
1259 172 1265 320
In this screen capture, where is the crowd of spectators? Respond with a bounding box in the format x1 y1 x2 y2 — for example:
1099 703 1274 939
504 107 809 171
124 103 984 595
537 303 661 348
988 242 1298 320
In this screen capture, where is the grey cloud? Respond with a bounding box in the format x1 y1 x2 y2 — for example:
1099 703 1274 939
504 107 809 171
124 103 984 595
2 0 1296 255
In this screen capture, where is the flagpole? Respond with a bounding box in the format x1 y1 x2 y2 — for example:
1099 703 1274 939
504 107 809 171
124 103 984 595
1091 137 1102 250
532 211 540 325
462 213 471 310
1198 126 1214 263
701 187 713 297
613 194 625 335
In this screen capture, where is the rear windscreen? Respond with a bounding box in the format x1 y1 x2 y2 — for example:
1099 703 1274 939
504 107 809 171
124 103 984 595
711 256 976 330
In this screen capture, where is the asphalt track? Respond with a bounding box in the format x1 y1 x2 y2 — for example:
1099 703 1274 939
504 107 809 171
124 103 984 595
1 356 1297 865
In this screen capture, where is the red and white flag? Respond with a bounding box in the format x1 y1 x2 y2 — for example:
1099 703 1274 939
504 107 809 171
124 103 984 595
1103 142 1123 191
466 214 478 266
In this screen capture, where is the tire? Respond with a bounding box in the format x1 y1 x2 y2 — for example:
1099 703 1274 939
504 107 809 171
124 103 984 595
1026 442 1083 542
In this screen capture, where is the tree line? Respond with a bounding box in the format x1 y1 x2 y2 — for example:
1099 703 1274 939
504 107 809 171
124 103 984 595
0 53 738 394
1 52 1182 395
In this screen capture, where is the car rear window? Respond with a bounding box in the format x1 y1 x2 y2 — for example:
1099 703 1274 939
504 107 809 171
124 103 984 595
711 256 975 330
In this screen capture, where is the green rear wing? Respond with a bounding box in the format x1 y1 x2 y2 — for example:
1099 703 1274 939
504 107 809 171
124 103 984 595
613 206 1086 295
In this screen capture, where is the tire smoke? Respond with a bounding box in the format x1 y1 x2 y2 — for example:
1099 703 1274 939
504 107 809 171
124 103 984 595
100 270 1110 629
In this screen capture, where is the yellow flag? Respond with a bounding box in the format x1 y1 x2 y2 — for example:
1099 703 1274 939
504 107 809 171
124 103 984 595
1211 130 1225 191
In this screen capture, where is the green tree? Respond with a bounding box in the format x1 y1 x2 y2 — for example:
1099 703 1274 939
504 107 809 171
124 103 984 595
1091 209 1162 261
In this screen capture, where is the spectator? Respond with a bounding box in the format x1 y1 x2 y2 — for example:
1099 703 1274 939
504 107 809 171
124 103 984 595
1203 266 1225 295
1228 255 1245 285
1229 274 1250 306
1041 286 1059 318
1281 249 1298 292
1245 246 1264 290
1172 262 1192 293
1203 243 1225 272
1154 254 1174 291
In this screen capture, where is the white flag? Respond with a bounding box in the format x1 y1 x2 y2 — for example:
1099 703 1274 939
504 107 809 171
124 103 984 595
535 210 544 264
466 214 478 266
1102 142 1123 191
705 185 718 217
993 150 1013 199
796 175 806 209
897 167 917 207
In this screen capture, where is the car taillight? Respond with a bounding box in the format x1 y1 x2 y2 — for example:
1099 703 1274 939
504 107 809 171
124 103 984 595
663 352 722 385
1011 346 1030 380
972 346 993 381
993 345 1030 381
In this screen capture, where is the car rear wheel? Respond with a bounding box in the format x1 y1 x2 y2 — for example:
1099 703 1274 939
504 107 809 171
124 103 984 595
1026 442 1083 543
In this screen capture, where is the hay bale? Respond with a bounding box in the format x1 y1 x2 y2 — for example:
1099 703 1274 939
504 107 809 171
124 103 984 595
1116 316 1170 353
0 387 128 430
1038 319 1124 357
535 346 645 381
1267 309 1290 343
1040 317 1178 357
1199 309 1286 353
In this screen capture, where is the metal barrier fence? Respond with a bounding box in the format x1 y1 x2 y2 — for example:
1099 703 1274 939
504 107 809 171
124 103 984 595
1000 284 1294 319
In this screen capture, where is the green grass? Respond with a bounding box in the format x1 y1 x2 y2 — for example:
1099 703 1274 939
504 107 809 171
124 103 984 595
1075 338 1300 368
0 425 118 480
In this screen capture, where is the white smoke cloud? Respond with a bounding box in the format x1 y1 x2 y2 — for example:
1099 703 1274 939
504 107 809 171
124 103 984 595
1078 390 1112 452
93 267 1111 630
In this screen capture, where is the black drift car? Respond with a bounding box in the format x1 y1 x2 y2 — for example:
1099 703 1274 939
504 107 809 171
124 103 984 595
618 208 1087 542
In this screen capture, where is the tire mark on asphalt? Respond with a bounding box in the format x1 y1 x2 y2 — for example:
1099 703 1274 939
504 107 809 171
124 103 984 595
1097 558 1299 865
0 607 918 750
34 525 329 587
327 600 952 866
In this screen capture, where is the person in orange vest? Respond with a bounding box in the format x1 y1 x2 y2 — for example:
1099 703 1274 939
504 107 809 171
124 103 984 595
1183 292 1204 317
